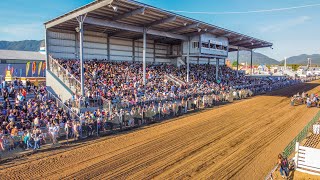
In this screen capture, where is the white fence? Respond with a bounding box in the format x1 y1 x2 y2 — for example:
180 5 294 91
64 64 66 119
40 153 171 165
294 142 320 176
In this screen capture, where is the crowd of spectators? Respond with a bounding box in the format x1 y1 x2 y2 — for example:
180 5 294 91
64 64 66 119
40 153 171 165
0 59 310 158
0 80 80 157
57 59 302 109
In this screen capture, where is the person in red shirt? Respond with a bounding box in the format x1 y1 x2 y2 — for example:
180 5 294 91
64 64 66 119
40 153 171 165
21 88 27 99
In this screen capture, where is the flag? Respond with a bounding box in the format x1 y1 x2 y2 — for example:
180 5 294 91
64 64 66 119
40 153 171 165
14 69 18 76
38 61 42 76
20 69 22 77
10 67 14 75
26 61 30 76
32 61 37 75
42 62 46 71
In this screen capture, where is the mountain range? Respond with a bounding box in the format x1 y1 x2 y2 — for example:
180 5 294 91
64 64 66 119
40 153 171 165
279 54 320 65
0 40 43 52
0 40 319 65
228 51 280 65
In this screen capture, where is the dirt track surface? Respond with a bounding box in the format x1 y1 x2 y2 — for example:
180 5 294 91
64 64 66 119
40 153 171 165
1 81 320 180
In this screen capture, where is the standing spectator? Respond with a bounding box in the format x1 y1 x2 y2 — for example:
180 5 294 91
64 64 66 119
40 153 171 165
278 154 289 178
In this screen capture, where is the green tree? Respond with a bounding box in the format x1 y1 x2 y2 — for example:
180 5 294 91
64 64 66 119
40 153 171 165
289 64 300 71
232 61 238 67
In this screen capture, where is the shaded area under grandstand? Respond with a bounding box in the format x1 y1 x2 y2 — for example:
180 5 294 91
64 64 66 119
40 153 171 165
1 81 320 179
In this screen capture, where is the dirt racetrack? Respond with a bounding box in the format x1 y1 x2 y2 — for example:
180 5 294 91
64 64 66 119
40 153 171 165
1 81 320 180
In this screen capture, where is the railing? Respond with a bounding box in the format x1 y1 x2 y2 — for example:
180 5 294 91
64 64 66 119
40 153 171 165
265 110 320 180
49 56 110 109
168 74 186 85
283 111 320 157
47 90 80 121
164 74 183 86
49 56 81 94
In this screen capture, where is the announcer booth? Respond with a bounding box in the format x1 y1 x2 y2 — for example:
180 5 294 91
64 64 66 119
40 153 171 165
44 0 272 100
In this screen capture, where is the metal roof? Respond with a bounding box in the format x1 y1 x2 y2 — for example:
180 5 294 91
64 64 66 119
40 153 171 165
0 50 45 61
45 0 272 50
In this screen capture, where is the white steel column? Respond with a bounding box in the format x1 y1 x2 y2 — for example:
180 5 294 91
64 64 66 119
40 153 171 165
250 49 253 75
132 40 135 62
216 58 219 81
45 29 49 70
236 46 239 77
107 36 110 60
77 15 86 97
186 39 190 83
143 27 147 85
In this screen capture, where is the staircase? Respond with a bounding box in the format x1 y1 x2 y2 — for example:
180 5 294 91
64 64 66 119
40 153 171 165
49 58 79 94
177 57 186 66
46 56 75 102
165 74 186 86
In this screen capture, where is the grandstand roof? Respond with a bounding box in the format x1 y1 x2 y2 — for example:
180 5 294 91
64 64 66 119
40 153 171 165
0 50 45 61
45 0 272 51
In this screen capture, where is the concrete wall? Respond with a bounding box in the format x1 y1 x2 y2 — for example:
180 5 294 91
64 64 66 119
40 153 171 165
46 70 72 102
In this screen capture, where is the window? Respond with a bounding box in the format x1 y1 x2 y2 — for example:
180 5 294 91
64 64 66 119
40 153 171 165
202 42 209 48
223 46 228 51
192 42 199 49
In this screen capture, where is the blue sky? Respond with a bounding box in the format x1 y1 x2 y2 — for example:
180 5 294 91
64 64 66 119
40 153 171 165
0 0 319 60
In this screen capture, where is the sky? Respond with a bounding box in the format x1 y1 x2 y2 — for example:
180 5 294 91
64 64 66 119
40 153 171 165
0 0 319 60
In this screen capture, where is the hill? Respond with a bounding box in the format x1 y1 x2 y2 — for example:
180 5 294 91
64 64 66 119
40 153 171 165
228 51 280 65
280 54 320 65
0 40 43 51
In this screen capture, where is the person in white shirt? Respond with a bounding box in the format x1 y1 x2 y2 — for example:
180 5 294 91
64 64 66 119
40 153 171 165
49 123 59 145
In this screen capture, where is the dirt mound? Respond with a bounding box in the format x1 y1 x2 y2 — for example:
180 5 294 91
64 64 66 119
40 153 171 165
1 81 320 179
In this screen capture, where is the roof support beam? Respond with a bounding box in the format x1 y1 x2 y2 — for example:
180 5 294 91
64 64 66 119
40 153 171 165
229 37 244 43
229 45 251 51
112 7 145 21
185 28 220 37
248 44 272 49
113 16 177 38
146 16 176 27
108 30 130 37
170 22 200 33
84 17 188 40
220 32 233 38
233 39 253 46
45 0 112 29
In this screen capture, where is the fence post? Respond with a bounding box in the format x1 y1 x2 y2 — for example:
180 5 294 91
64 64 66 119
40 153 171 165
66 125 69 144
294 142 299 169
97 120 99 137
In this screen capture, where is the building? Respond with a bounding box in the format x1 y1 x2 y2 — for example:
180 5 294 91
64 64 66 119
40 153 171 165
0 50 46 78
44 0 272 102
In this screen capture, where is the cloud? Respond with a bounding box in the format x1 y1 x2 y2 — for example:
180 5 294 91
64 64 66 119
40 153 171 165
259 16 311 33
0 23 44 41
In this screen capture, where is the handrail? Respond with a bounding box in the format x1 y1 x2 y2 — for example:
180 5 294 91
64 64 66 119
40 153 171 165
165 74 183 86
49 56 111 108
169 74 186 85
47 90 80 120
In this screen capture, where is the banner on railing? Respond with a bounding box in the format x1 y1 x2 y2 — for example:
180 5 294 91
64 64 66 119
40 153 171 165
42 62 46 71
38 61 43 76
26 61 30 76
32 61 37 75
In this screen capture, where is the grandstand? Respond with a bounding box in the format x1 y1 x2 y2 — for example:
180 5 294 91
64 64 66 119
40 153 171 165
44 0 272 108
